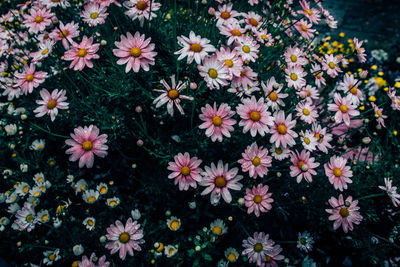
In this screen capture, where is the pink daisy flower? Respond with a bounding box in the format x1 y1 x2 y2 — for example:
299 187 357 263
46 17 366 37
31 39 55 64
113 32 157 73
167 152 202 191
79 253 110 267
216 46 243 78
284 46 308 67
105 218 144 260
64 36 100 71
65 125 108 168
244 184 274 217
23 7 53 33
353 38 367 63
50 21 79 50
261 78 288 111
175 31 216 64
235 35 260 63
238 142 272 179
260 243 284 267
269 111 298 148
285 65 307 90
328 93 360 126
311 123 332 154
33 89 69 121
236 96 273 137
242 12 262 32
218 22 245 46
324 156 353 191
215 3 241 26
198 55 230 89
295 101 318 124
124 0 161 26
199 160 243 205
379 178 400 207
298 0 321 25
242 232 274 266
198 102 236 142
300 130 318 152
297 84 319 102
270 144 291 161
231 65 258 90
325 194 363 233
294 19 315 40
290 150 320 183
322 54 342 78
371 102 387 128
311 63 326 89
337 73 363 105
153 75 193 116
81 3 109 27
14 64 48 95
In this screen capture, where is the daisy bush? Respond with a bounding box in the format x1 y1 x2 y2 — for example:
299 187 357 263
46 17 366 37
0 0 399 266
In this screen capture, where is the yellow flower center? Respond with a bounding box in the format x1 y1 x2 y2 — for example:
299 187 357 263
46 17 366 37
156 243 164 252
252 156 261 166
100 187 107 194
269 92 278 102
26 215 34 222
190 43 202 52
208 68 218 79
250 111 261 122
227 253 236 262
302 108 310 115
41 48 49 55
290 73 298 81
277 124 287 134
130 47 141 58
339 207 349 217
242 45 250 53
90 12 99 19
290 54 297 62
35 16 44 23
231 29 242 36
300 237 306 245
25 74 34 82
77 48 87 57
87 219 94 226
253 194 262 204
224 59 233 68
59 30 68 38
168 89 179 100
47 100 57 109
266 255 273 263
339 104 348 113
212 226 222 235
328 62 335 69
215 176 227 188
87 196 96 203
376 110 382 117
23 186 28 193
170 220 180 230
212 116 223 126
275 147 283 154
82 140 93 151
180 166 191 176
298 161 306 170
42 215 48 222
333 168 342 177
119 232 130 243
48 254 56 261
72 261 79 267
305 9 312 16
304 137 311 144
253 243 263 252
136 1 148 10
249 18 258 27
220 11 230 19
109 201 117 206
300 25 307 32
